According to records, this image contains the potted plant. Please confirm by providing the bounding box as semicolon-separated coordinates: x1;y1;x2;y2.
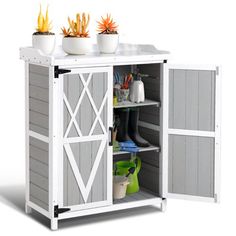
97;14;119;54
32;5;55;55
61;13;91;55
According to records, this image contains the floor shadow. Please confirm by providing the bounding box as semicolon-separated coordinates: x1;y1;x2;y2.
60;206;161;230
0;184;161;230
0;184;50;228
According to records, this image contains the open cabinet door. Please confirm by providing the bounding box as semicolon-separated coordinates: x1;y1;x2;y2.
161;64;221;202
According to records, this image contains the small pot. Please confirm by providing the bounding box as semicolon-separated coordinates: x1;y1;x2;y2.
97;34;119;54
62;37;91;55
32;34;56;55
113;176;129;200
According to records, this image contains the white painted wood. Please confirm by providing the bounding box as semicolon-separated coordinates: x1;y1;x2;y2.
106;67;113;205
25;62;30;210
114;99;160;109
214;66;222;202
58;72;64;207
160;198;167;212
63;73;92;138
25;204;32;214
48;66;59;220
29;130;49;143
58;197;163;220
79;73;106;134
166;64;217;71
168;129;215;137
20;45;170;67
50;218;58;231
160;63;169;197
27;200;51;218
166;193;215;202
64;135;106;143
63;94;82;137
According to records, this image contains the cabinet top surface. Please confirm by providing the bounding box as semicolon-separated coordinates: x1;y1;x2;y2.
20;44;169;66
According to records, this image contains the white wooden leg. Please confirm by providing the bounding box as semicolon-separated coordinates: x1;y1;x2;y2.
160;199;167;212
51;218;58;231
25;203;32;214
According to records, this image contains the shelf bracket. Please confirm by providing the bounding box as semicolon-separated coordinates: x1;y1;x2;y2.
54;205;70;218
54;66;71;78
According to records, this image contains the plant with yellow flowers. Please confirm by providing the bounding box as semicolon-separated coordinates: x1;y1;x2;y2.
61;13;90;37
34;5;54;35
97;14;118;34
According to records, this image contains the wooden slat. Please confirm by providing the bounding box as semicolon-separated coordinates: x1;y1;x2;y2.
30;170;48;191
29;123;48;136
29;72;49;89
29;98;49;116
30;195;48;211
29;85;49;102
29;110;48;129
29;144;48;165
30;183;48;204
29;136;48;151
30;157;48;178
29;64;49;76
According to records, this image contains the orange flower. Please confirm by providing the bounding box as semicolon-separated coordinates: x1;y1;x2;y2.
97;14;118;34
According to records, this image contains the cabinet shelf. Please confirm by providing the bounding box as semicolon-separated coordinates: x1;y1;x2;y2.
114;99;160;109
113;145;160;155
113;188;158;205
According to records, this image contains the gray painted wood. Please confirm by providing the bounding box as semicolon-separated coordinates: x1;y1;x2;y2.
138;127;159;146
29;64;49;76
30;144;48;165
139;162;159;194
30;195;48;210
29;64;49;137
29;72;49;89
63;72;108;207
169;69;215;131
113;188;156;204
29;98;49;116
29;85;49;103
168;135;214;197
30;183;48;204
30;136;48;152
29;135;49;208
29;111;48;129
29;124;48;136
30;171;48;191
30;158;48;178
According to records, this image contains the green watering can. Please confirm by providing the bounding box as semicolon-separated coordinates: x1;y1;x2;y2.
114;156;141;194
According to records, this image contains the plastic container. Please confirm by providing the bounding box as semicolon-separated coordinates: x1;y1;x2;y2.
113;176;129;199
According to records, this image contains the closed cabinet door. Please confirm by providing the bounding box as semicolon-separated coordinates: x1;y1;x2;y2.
58;66;113;212
161;64;221;202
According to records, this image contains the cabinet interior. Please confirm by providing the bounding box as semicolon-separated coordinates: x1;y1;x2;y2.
113;63;161;202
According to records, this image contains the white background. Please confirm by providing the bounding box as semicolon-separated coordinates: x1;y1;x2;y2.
0;0;235;234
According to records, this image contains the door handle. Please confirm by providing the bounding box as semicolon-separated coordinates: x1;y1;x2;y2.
109;127;113;146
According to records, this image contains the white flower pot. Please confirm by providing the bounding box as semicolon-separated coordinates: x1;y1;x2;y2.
32;34;56;55
97;34;119;54
62;37;91;55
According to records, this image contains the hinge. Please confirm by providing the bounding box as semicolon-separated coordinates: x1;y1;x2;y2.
163;60;168;63
54;66;71;78
54;205;70;218
216;66;219;76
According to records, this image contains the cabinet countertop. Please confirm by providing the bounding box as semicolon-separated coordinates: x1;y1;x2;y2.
20;44;170;66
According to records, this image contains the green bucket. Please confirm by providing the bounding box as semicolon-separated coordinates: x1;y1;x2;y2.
114;156;141;194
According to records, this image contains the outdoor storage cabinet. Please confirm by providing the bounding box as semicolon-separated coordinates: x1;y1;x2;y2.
20;44;221;230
